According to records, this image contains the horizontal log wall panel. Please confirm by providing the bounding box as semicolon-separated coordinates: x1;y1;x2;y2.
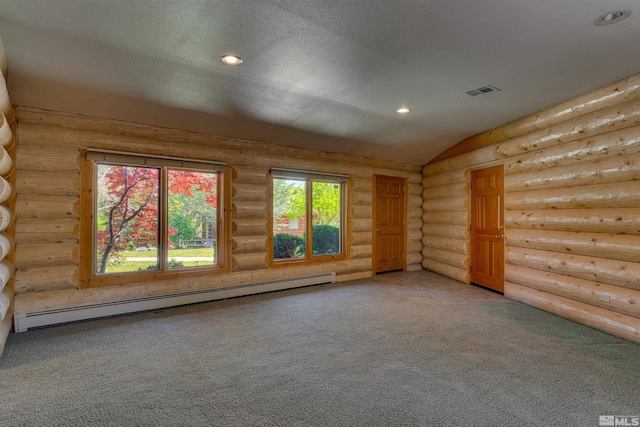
422;258;470;284
504;152;640;193
350;244;372;260
15;170;81;196
407;217;423;232
423;196;468;212
15;266;79;294
407;183;422;196
407;194;422;207
231;183;267;202
231;218;267;237
349;218;371;233
505;282;640;344
422;224;469;240
506;228;640;263
422;235;468;254
423;146;495;176
422;182;468;200
506;265;640;319
431;75;640;163
407;206;422;221
231;236;267;254
350;204;371;219
506;247;640;290
0;305;12;355
504;125;640;175
15;218;79;244
0;287;12;320
505;208;640;234
15;195;79;219
407;239;422;254
407;227;422;243
423;247;469;269
422;210;467;226
231;252;267;272
407;253;422;266
231;166;267;185
0;204;12;231
16;144;80;172
348;177;373;192
495;98;640;159
422;167;469;186
349;231;372;246
231;200;268;220
350;190;372;206
15;242;78;270
505;181;640;210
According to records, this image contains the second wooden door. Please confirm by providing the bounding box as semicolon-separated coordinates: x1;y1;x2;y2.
374;175;406;273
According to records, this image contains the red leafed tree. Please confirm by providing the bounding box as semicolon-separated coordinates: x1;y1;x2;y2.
96;166;218;273
96;165;159;273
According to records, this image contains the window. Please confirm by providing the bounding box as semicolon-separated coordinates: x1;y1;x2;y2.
84;150;225;286
271;169;347;264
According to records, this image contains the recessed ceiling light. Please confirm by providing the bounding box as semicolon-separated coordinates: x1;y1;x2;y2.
594;10;631;26
221;55;243;65
397;108;411;114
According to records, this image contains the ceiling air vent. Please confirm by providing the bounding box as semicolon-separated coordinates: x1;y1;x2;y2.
466;85;501;97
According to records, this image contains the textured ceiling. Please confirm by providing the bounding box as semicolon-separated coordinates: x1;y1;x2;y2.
1;0;639;164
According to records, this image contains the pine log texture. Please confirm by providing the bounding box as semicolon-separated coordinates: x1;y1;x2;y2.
350;244;372;260
422;235;469;254
15;242;78;270
0;176;12;204
0;285;12;320
407;239;422;254
422;210;467;226
504;125;640;175
231;218;267;237
0;232;12;259
505;282;640;344
505;208;640;234
0;259;11;291
495;98;640;159
0;113;14;148
349;218;372;233
0;74;14;124
504;152;640;193
15;195;80;219
506;265;640;319
231;253;267;272
422;258;470;284
407;253;422;266
16;145;80;172
231;183;267;202
506;247;640;290
407;194;422;207
422;182;468;200
0;145;13;177
16;169;81;196
350;190;372;206
422;224;469;240
15;218;79;244
348;177;373;192
423;196;468;212
15;265;78;294
349;231;373;246
407;218;423;233
407;205;422;219
423;247;469;269
506;228;640;263
422;168;468;187
423;146;495;176
505;181;640;210
431;75;640;163
350;204;371;219
0;304;12;356
231;235;267;254
231;200;268;220
231;165;267;185
0;204;11;232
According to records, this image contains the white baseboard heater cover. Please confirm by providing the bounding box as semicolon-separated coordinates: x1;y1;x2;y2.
14;273;336;332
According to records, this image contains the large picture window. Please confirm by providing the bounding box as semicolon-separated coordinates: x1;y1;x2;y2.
85;151;225;285
271;169;347;264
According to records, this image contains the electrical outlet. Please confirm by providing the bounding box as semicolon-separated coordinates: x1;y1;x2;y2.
599;294;610;303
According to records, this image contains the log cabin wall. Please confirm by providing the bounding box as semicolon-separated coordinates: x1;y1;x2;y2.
12;107;422;318
422;72;640;343
0;33;16;356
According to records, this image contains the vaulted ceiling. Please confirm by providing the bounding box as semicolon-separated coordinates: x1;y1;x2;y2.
1;1;639;164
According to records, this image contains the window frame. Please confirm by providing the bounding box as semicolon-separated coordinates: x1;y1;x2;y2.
80;150;227;288
268;169;349;267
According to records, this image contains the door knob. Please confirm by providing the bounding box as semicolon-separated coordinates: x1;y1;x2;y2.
496;234;504;239
376;228;380;232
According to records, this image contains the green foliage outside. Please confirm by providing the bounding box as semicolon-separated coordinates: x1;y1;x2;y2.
168;191;216;248
312;225;340;255
273;234;305;259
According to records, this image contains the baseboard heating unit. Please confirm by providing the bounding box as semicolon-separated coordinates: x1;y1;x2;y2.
14;272;336;332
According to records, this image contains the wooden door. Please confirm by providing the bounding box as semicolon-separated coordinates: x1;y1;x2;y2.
470;165;504;292
373;175;406;273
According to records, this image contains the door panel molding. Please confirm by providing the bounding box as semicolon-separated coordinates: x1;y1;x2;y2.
373;175;407;273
